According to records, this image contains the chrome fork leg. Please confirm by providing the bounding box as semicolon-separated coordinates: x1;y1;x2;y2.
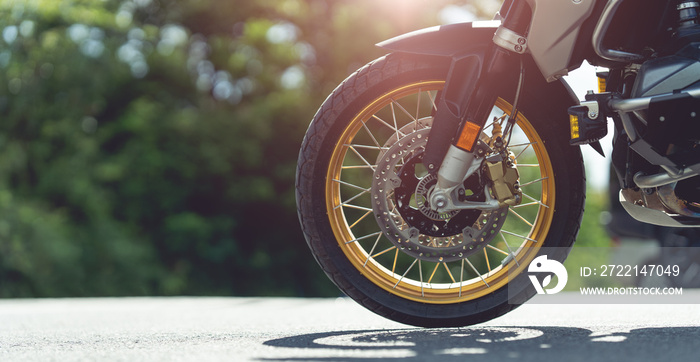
430;145;492;212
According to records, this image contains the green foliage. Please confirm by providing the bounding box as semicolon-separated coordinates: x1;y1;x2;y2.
0;0;470;297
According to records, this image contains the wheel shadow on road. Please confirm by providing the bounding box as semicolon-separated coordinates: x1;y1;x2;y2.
260;326;699;361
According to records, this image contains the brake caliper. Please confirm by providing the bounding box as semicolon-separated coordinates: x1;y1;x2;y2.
483;122;522;206
484;153;522;206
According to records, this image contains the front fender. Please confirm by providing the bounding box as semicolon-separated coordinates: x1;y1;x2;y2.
376;21;579;108
376;20;502;57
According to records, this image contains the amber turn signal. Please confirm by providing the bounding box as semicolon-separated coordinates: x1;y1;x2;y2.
455;121;482;152
569;114;580;139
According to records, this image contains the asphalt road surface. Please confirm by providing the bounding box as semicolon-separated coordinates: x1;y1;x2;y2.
1;293;699;361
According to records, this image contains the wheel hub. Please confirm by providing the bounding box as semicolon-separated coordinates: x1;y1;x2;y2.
394;153;480;237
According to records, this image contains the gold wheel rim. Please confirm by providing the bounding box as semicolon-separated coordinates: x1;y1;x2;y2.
325;80;555;304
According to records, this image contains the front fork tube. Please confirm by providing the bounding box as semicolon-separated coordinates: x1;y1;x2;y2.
426;46;518;211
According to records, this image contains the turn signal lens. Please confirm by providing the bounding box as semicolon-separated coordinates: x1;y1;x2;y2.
455;121;482;151
597;78;607;93
596;71;608;93
570;114;580;139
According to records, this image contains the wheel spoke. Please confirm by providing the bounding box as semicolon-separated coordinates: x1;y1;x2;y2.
415;88;421;129
394;258;417;288
443;262;456;284
344;231;383;244
392;248;399;275
340;204;373;212
347;146;377;172
514;143;535;160
391;98;418;123
508;208;534;227
371;245;397;259
427;90;438;111
335;188;371;210
499;231;520;266
509;141;536;148
501;229;538;243
484;248;492;274
419;260;424;297
343;144;388;150
341;165;376;170
349;210;373;229
360;119;382;148
332;178;368;192
390;102;401;143
364;232;384;266
459;259;465;297
465;257;490;287
519;176;548;188
487;244;510;257
371;114;405;137
428;262;440;284
522;191;550;208
511;201;541;208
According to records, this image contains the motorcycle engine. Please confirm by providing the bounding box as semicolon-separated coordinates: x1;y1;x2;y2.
612;2;700;224
631;39;700;215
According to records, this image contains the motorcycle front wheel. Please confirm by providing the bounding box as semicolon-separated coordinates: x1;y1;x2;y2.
296;53;585;327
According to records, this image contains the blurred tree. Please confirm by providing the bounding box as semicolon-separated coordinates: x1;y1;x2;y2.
0;0;475;297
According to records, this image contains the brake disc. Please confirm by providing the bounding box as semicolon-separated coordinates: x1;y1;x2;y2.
372;128;508;262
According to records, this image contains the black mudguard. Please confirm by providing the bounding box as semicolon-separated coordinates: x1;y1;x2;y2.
377;21;501;57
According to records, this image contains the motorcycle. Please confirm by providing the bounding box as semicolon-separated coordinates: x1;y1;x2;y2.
295;0;700;327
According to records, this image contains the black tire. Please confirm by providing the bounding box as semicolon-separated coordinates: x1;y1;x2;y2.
296;53;585;327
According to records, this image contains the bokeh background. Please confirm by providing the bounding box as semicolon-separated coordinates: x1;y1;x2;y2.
0;0;612;298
